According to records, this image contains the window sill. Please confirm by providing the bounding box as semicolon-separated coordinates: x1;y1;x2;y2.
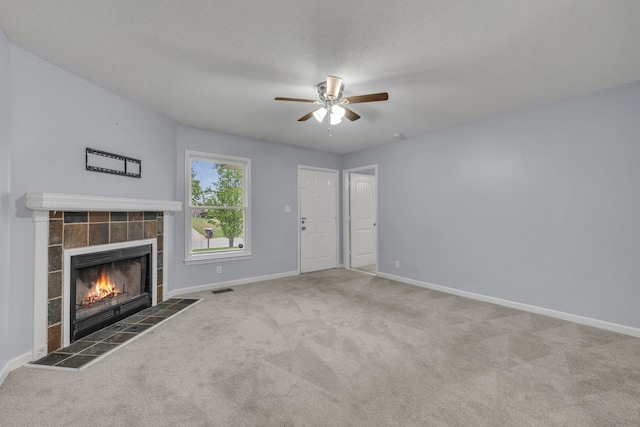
184;253;252;265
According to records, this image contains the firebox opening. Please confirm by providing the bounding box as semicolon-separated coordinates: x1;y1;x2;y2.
70;244;152;343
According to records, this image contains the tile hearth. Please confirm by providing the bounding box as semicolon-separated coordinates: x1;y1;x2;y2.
30;298;200;370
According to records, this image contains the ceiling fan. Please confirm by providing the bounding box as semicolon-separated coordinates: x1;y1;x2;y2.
275;75;388;125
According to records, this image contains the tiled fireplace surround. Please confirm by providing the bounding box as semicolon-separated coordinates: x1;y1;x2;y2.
26;193;182;360
48;210;162;353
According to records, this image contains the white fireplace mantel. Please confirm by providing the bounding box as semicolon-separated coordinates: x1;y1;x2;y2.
26;192;182;212
26;192;182;361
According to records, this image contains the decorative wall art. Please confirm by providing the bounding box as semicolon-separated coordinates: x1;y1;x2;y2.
86;148;141;178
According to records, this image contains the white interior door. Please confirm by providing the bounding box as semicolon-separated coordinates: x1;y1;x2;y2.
349;173;376;268
299;167;338;273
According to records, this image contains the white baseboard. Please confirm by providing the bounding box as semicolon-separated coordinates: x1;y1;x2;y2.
0;351;33;386
167;270;299;297
377;272;640;339
0;361;9;386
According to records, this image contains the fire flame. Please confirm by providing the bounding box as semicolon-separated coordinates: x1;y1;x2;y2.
92;270;116;300
96;271;115;297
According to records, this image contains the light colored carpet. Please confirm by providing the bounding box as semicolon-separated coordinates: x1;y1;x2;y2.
1;269;639;426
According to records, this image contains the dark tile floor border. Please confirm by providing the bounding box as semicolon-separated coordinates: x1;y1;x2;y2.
28;298;201;371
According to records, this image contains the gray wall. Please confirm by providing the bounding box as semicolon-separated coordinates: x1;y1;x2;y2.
173;126;342;291
0;27;11;375
343;80;640;328
6;46;177;361
3;25;639;379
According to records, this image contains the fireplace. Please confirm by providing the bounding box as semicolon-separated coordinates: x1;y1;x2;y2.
69;243;152;342
62;238;158;348
26;192;181;360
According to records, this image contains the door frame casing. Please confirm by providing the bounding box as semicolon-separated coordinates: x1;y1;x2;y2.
298;165;340;274
343;164;378;273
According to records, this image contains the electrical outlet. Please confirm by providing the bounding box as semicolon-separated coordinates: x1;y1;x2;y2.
395;260;400;268
216;266;222;274
35;346;46;358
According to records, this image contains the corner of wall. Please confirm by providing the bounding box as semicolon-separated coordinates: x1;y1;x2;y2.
0;351;33;386
0;19;13;385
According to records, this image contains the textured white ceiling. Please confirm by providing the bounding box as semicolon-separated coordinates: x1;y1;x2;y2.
1;1;639;153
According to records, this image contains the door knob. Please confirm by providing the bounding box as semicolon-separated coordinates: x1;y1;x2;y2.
301;226;306;230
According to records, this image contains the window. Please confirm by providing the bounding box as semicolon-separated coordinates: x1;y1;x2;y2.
185;150;250;264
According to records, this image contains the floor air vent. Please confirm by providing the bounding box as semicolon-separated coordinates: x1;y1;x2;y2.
212;288;233;294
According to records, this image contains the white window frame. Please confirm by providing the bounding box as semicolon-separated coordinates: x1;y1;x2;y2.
184;150;251;265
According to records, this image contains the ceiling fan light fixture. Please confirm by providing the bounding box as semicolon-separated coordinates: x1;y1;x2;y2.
326;75;343;100
330;114;342;125
313;108;327;122
331;105;345;120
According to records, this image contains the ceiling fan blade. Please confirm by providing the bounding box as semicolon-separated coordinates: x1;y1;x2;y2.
343;92;389;104
275;97;318;103
342;106;361;121
326;75;343;100
298;108;321;121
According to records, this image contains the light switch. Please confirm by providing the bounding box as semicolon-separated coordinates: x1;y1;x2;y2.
284;205;291;213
